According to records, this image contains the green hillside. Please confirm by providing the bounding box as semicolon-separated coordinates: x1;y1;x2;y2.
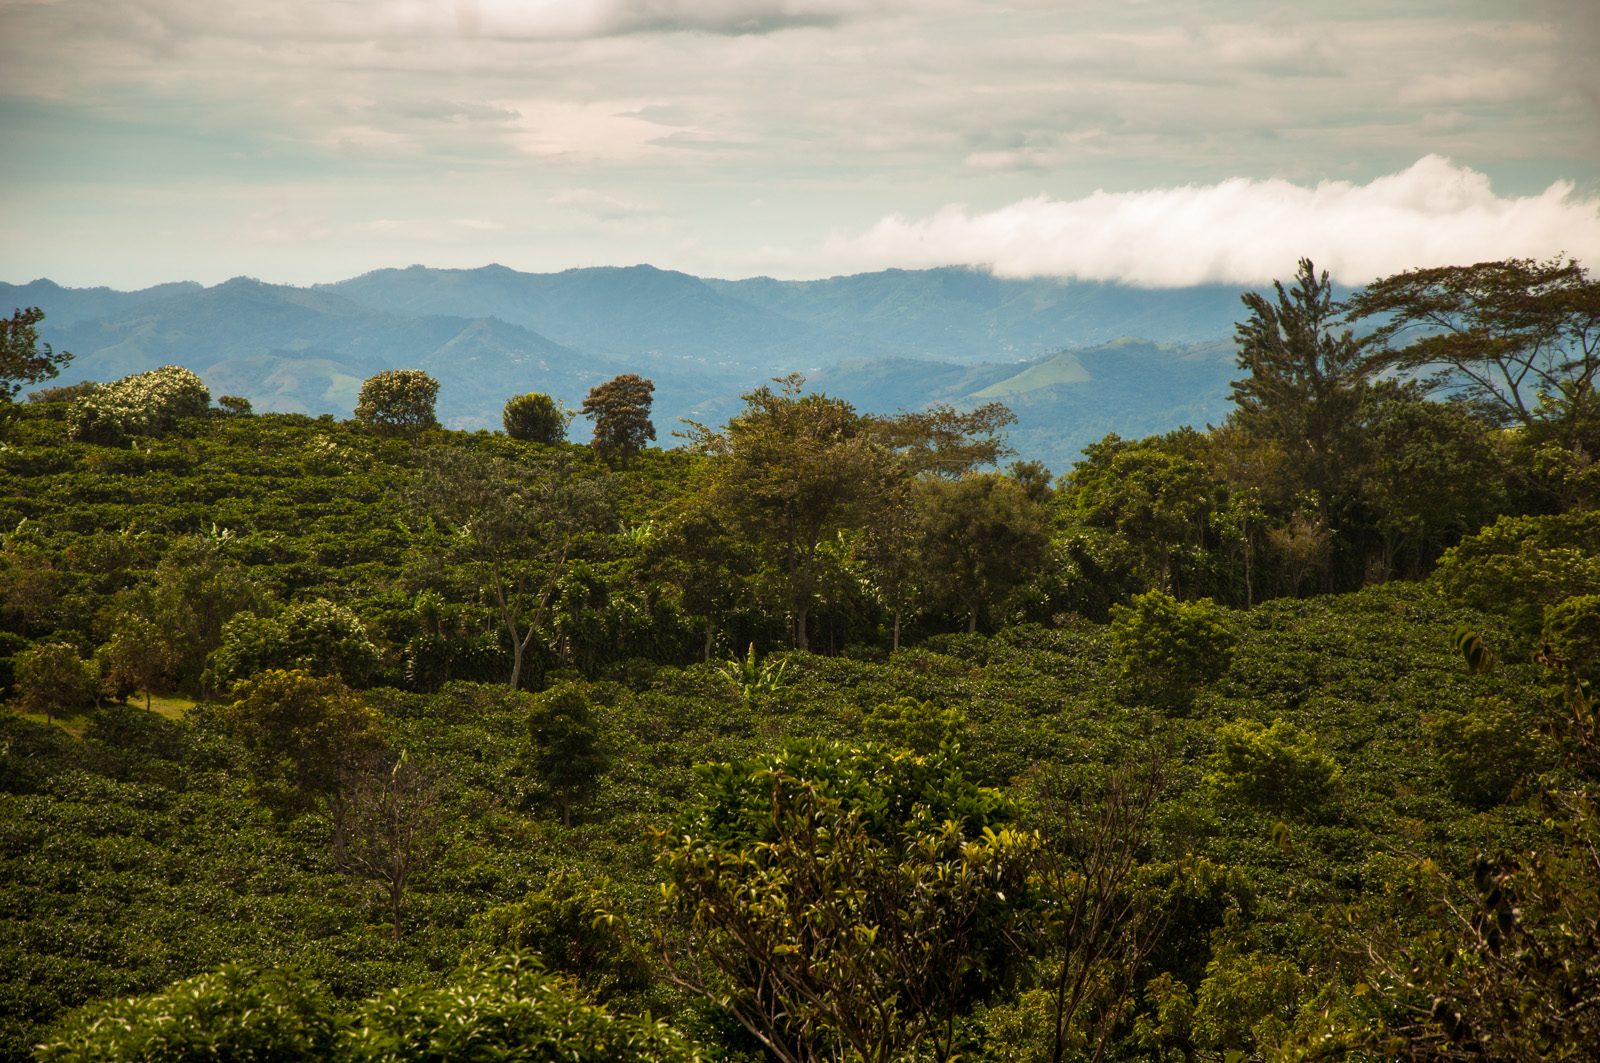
972;350;1092;397
4;258;1597;1063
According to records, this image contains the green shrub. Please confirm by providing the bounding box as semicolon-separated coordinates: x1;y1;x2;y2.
1431;697;1536;809
207;599;383;690
472;871;649;1002
1205;718;1340;817
1542;594;1600;685
26;380;101;405
502;392;569;444
1110;590;1237;709
658;739;1035;1063
1434;511;1600;645
860;696;966;754
66;367;210;445
345;956;697;1063
36;966;338;1063
353;370;439;434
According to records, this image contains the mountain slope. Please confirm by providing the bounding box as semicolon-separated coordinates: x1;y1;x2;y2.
12;267;1248;463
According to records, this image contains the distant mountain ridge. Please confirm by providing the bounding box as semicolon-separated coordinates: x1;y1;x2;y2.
2;264;1251;469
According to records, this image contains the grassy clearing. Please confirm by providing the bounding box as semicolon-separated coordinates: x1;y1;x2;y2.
142;692;198;721
6;692;197;736
9;707;94;737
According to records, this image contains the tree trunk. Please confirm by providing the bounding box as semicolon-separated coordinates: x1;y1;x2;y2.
795;603;809;652
892;609;901;652
1318;488;1335;594
508;637;523;691
967;604;978;634
703;615;715;662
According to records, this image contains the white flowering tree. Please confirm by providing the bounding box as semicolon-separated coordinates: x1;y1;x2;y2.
66;366;210;445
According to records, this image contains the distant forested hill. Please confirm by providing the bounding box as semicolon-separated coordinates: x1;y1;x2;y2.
3;265;1249;465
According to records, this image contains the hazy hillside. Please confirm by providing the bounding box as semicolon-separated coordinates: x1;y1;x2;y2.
0;278;202;327
704;267;1250;362
811;337;1238;472
8;265;1249;462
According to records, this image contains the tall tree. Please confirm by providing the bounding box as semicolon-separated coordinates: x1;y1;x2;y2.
1362;394;1506;579
523;684;610;828
1346;257;1600;445
1070;443;1215;596
640;501;754;661
139;535;263;694
411;448;611;690
1;307;72;404
1229;258;1370;588
870;401;1017;478
914;472;1052;633
582;374;656;466
683;375;892;652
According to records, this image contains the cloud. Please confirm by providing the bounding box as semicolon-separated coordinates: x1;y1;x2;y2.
548;188;657;219
12;0;904;45
501;100;690;160
825;156;1600;287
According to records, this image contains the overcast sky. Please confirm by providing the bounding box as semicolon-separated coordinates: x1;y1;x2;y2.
2;0;1597;289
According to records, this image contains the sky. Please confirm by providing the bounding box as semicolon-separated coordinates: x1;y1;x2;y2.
1;0;1598;290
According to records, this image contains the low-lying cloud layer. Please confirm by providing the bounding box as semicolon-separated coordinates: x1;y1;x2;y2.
828;157;1600;287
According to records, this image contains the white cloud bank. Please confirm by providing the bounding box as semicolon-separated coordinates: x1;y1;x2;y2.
827;156;1600;287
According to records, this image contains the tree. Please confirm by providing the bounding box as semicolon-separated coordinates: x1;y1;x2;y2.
1230;259;1370;588
656;738;1038;1063
640;502;755;661
15;642;97;722
1346;257;1600;446
1;307;72;403
0;545;61;636
914;472;1052;633
1070;442;1215;595
138;535;262;694
870;401;1017;477
684;375;893;651
222;669;384;852
581;373;655;465
503;391;571;444
353;369;439;434
1362;394;1506;579
522;683;609;828
341;748;443;942
1025;758;1189;1063
97;616;174;710
411;448;612;689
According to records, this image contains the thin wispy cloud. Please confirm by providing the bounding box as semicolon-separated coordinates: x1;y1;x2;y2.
827;157;1600;287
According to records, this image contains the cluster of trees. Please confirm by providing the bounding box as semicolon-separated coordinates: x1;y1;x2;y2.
2;253;1599;1063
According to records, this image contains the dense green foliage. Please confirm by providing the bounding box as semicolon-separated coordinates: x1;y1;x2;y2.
4;256;1599;1063
354;371;440;435
502;393;569;445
